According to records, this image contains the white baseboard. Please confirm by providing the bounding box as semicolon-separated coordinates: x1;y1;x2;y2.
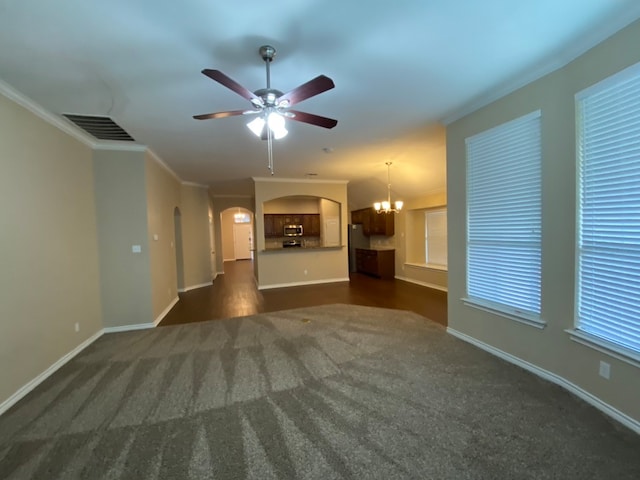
154;296;179;326
258;277;350;290
395;275;448;292
178;282;213;293
0;329;104;417
447;327;640;435
103;322;156;333
103;296;179;333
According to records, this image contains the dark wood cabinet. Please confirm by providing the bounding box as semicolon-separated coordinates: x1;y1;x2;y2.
351;208;394;236
264;214;286;237
302;214;321;236
264;214;276;237
264;213;320;237
282;214;302;225
355;248;395;279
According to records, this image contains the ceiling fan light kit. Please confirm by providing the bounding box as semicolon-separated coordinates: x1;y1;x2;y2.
374;162;403;214
194;45;337;175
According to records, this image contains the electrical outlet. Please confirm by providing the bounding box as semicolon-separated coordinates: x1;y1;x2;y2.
599;361;610;379
304;269;308;275
74;322;80;333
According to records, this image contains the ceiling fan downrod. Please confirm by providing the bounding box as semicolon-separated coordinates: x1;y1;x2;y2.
259;45;276;90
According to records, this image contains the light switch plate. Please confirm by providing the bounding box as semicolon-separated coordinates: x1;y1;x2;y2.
132;245;142;253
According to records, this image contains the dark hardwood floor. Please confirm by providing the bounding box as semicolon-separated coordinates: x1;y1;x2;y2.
160;260;448;327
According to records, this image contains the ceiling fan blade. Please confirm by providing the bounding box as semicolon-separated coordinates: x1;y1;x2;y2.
288;110;338;129
277;75;335;107
202;69;262;105
193;109;257;120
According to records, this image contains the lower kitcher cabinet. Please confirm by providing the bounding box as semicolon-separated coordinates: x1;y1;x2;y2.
355;248;395;279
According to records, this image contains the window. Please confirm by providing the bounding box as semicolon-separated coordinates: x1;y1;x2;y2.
575;62;640;357
465;111;542;325
425;209;447;268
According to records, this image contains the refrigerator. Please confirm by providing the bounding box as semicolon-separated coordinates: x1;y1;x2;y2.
348;224;369;272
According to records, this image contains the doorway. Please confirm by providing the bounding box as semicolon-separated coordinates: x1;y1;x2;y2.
220;207;254;263
233;223;253;260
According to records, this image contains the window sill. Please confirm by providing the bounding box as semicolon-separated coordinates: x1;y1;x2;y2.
461;297;546;329
404;262;447;272
565;329;640;369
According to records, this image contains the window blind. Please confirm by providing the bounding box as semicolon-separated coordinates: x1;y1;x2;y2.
466;111;542;317
425;209;448;267
576;62;640;354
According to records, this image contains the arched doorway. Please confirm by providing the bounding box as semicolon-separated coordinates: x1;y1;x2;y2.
220;207;254;262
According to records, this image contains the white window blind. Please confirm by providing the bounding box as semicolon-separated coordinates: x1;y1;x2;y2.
465;111;542;319
425;209;447;267
576;62;640;355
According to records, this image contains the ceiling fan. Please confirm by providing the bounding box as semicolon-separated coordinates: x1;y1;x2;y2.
194;45;338;139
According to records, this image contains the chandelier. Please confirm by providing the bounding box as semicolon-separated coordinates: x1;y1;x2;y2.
374;162;403;214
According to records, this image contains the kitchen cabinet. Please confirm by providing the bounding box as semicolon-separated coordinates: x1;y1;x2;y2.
355;248;395;279
282;214;302;225
351;209;364;225
351;208;394;236
264;213;320;237
264;214;275;237
264;214;285;237
302;214;321;236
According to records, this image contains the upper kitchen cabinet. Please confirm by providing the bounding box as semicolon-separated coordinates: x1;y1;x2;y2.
351;207;394;236
263;195;341;246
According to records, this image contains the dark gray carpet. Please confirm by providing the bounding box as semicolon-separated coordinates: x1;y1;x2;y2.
0;304;638;479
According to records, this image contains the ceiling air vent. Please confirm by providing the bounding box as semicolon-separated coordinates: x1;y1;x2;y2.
62;114;135;141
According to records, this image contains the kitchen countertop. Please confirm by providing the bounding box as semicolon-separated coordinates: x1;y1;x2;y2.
263;245;345;252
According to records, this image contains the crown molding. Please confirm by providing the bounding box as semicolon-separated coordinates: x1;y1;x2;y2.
146;148;182;183
182;181;209;188
0;78;98;147
252;177;349;185
211;194;253;198
442;9;640;125
93;143;147;152
0;78;158;159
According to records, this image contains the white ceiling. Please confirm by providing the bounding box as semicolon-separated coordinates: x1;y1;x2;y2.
1;1;639;199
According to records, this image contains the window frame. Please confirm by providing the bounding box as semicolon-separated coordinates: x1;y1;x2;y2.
463;110;544;328
568;61;640;365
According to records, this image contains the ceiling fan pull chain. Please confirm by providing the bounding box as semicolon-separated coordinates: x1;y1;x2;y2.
267;128;274;175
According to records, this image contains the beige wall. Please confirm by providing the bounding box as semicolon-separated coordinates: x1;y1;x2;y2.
0;93;102;408
447;19;640;424
93;149;153;328
264;196;320;213
180;184;213;289
145;152;181;322
254;178;349;288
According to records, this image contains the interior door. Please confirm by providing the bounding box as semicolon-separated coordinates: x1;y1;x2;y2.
233;223;252;260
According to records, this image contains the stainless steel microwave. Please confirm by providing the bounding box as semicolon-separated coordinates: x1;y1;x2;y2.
284;224;303;236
